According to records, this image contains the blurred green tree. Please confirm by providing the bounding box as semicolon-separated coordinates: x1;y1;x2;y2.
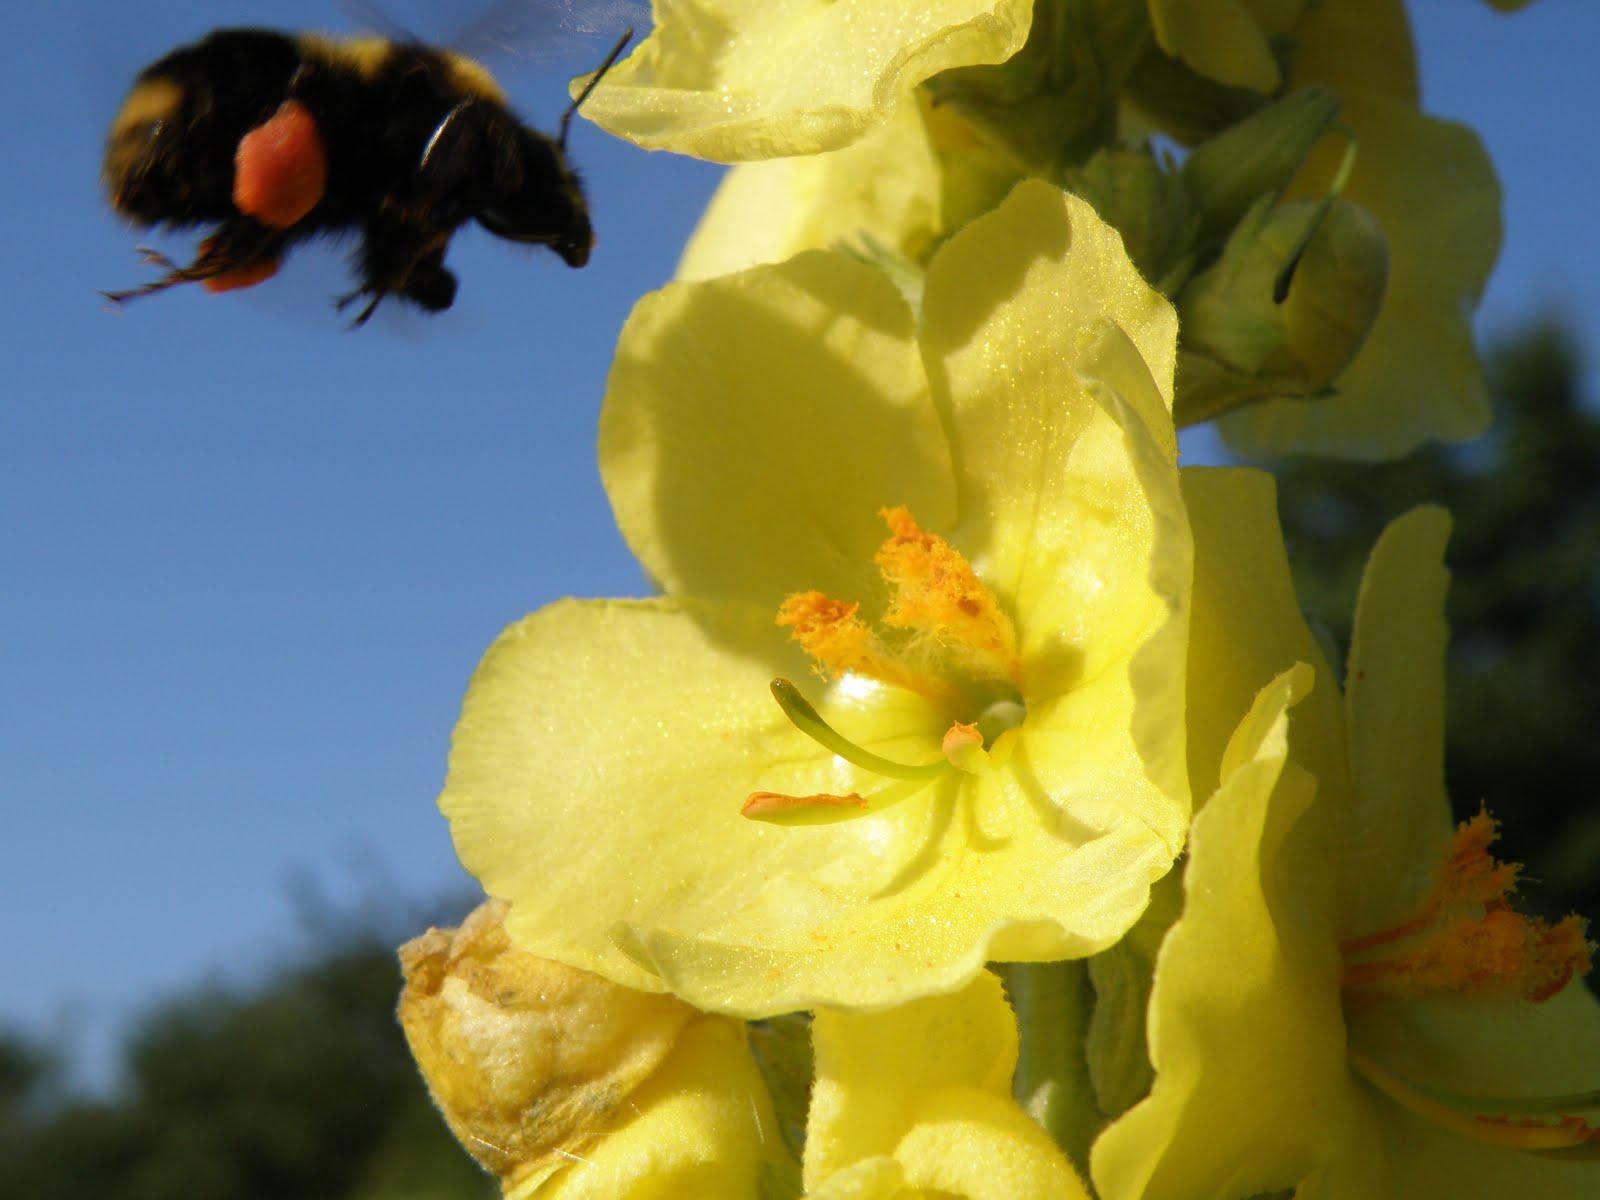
0;919;492;1200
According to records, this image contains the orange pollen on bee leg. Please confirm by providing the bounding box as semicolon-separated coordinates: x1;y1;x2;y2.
1341;808;1595;1003
233;100;328;229
200;253;281;294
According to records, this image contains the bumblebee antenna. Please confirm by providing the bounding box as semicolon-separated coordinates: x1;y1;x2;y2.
558;28;632;151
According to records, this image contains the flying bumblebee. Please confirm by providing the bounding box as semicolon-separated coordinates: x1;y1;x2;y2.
102;26;630;325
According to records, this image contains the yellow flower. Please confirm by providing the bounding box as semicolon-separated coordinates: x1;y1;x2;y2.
1090;470;1600;1199
397;900;785;1199
439;181;1190;1016
803;971;1091;1198
578;0;1034;160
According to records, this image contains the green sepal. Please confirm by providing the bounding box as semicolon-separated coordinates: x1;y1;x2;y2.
1174;194;1387;425
1182;86;1344;251
749;1013;812;1199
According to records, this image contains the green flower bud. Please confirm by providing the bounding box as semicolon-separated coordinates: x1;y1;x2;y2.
922;0;1151;173
1175;194;1388;425
1122;45;1266;147
1182;86;1344;247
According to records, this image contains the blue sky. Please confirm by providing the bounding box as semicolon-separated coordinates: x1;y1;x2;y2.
3;1;1596;1087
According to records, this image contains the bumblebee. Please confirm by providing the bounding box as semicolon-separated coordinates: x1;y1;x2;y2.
102;27;628;324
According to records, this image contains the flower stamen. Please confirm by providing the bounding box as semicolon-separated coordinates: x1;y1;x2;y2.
767;679;950;782
1348;1048;1600;1156
749;508;1030;822
1340;809;1594;1003
1342;808;1600;1157
777;591;933;696
875;506;1022;688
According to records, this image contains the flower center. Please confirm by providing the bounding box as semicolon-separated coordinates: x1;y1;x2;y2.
742;507;1027;822
1342;809;1600;1153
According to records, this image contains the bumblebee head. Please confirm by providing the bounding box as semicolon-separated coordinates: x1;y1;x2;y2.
475;126;594;268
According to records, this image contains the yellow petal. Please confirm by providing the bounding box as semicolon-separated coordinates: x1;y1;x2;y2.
600;248;956;607
1147;0;1307;93
921;183;1179;638
580;0;1034;160
442;596;836;997
676;97;942;280
892;1089;1094;1199
1281;0;1417;101
922;182;1189;839
537;1017;782;1199
1090;666;1361;1200
1348;983;1600;1197
806;972;1088;1197
1180;467;1346;807
1337;506;1455;936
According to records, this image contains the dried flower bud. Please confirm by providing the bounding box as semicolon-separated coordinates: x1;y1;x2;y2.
397;900;697;1196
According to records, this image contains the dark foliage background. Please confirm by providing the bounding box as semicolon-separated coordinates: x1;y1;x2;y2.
0;914;494;1200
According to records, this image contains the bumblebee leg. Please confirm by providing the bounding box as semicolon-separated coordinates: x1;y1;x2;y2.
133;245;182;272
334;251;456;328
104;219;285;305
334;287;384;328
336;222;457;327
399;246;457;313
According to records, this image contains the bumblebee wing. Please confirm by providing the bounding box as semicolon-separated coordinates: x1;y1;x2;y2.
340;0;648;63
459;0;648;61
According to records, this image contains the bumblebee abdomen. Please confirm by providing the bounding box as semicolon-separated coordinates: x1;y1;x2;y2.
105;29;303;225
